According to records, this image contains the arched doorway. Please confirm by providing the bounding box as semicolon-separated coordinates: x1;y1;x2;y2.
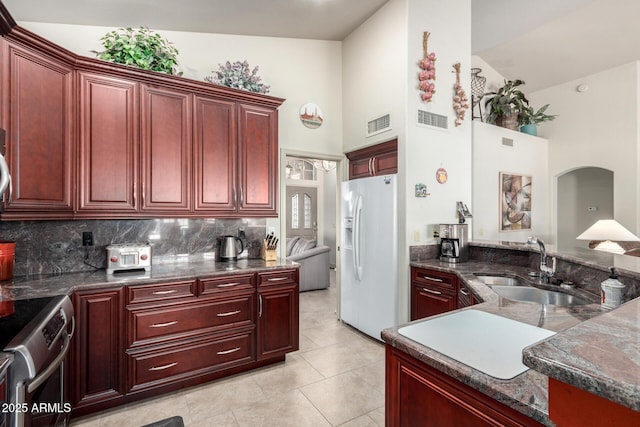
556;167;613;250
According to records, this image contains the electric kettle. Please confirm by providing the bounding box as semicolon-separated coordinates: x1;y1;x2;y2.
217;235;244;261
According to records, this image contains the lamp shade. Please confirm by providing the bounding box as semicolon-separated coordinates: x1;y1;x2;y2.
576;220;640;242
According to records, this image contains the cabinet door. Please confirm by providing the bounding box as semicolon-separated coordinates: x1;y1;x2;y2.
349;157;373;179
411;284;457;320
1;40;74;217
78;72;138;213
140;85;192;212
346;138;397;180
193;95;237;212
237;104;278;216
371;150;397;176
258;281;299;359
70;288;125;415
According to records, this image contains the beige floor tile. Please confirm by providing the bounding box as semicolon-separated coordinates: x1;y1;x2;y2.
366;407;385;426
300;370;385;426
232;389;331;427
188;411;239;427
97;393;192;427
300;338;382;378
337;414;381;427
251;356;325;394
301;320;360;349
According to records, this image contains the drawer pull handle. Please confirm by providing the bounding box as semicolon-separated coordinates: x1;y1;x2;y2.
422;276;443;282
422;288;442;295
217;310;241;317
152;290;178;295
267;277;288;282
149;321;178;328
149;362;177;371
460;288;470;296
217;347;241;355
217;282;241;288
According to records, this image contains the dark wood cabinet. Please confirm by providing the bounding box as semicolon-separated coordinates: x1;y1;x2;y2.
345;138;397;180
411;267;458;320
70;288;125;416
257;269;299;359
386;346;544;426
458;282;477;308
0;25;284;220
140;84;192;212
70;268;298;418
77;72;139;214
0;36;75;219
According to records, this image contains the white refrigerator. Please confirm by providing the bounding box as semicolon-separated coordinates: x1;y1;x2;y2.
340;174;398;341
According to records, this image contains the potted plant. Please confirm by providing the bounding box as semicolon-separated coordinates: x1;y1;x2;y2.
518;104;556;136
92;27;181;75
483;79;529;130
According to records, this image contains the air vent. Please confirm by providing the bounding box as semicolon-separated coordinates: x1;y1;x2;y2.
502;137;514;147
417;109;448;129
366;113;391;137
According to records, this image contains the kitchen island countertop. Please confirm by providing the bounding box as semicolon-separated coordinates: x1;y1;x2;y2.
383;255;638;425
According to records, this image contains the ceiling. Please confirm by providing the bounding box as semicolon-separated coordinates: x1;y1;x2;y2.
3;0;637;92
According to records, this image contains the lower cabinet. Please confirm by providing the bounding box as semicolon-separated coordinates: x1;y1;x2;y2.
70;268;299;419
70;288;126;415
411;266;477;320
386;346;543;427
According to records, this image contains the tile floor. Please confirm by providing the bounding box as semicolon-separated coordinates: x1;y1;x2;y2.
71;270;386;426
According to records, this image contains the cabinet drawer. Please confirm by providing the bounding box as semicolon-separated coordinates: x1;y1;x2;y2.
128;331;255;390
127;281;197;305
128;295;255;347
258;269;298;286
411;268;457;292
199;274;255;296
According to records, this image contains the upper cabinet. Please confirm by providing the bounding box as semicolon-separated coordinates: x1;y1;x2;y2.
0;36;75;219
345;138;397;180
0;25;284;220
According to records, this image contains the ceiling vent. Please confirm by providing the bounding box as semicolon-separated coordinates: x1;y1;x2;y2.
366;113;391;137
417;109;448;130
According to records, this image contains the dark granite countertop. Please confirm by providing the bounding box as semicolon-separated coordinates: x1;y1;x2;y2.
0;256;298;301
384;254;639;425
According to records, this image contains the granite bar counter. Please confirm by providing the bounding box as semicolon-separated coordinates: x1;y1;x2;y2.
383;241;639;425
0;256;298;301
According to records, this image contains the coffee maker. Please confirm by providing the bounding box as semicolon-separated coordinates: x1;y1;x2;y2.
439;223;469;263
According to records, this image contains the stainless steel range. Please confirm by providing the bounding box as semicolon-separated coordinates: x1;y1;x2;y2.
1;295;74;427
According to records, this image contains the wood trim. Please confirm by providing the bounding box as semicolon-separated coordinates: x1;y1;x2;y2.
345;138;397;161
0;1;16;36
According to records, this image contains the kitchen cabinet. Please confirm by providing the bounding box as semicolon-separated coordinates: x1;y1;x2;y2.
345;138;397;180
386;346;544;426
70;268;298;419
0;34;75;220
70;288;125;417
77;72;139;214
411;267;458;320
257;269;300;359
0;25;284;220
458;281;477;308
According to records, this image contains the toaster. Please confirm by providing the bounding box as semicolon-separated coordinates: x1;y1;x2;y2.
106;243;151;274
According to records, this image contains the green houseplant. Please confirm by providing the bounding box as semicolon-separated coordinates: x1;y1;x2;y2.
92;27;181;75
518;104;556;136
483;79;529;130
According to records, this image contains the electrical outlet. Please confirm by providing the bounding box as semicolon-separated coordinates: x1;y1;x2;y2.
82;231;94;246
238;229;246;239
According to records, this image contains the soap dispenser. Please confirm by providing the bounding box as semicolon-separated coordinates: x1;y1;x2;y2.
601;267;625;309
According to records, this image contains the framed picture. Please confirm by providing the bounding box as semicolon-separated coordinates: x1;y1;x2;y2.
499;172;532;231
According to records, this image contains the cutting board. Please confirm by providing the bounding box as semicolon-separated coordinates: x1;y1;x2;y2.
398;309;555;380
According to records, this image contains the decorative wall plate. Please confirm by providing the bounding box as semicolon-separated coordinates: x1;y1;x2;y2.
436;168;448;184
299;103;323;129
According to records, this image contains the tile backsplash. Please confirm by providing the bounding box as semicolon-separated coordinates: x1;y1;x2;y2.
0;218;266;276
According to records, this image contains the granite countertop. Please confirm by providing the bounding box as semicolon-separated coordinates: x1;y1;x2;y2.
0;257;298;301
383;256;637;425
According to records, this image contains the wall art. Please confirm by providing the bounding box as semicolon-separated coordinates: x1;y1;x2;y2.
419;31;436;102
299;103;324;129
499;172;532;231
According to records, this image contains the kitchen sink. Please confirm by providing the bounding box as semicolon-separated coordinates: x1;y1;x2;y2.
490;285;591;306
474;274;592;306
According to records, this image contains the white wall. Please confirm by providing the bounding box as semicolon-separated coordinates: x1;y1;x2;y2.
530;62;640;236
472;122;550;242
19;21;344;157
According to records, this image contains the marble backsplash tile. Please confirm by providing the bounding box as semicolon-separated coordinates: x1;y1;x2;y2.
0;218;266;276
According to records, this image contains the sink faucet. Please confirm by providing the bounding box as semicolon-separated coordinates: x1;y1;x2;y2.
527;237;556;283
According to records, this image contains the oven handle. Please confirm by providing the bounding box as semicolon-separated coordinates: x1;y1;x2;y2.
27;316;75;394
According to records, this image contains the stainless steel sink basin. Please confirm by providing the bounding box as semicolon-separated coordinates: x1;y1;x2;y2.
475;275;521;286
489;285;591;306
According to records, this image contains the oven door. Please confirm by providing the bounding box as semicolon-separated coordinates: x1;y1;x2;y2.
15;319;74;427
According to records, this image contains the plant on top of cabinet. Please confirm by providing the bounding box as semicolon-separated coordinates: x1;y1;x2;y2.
92;27;181;75
518;103;556;136
483;79;529;130
205;60;270;94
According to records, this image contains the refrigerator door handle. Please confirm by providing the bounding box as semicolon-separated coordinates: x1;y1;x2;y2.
353;194;364;280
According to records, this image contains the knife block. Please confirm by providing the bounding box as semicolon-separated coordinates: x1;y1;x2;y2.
260;240;277;261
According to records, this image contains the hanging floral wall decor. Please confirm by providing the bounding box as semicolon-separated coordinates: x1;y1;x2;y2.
452;62;469;126
419;31;436;102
